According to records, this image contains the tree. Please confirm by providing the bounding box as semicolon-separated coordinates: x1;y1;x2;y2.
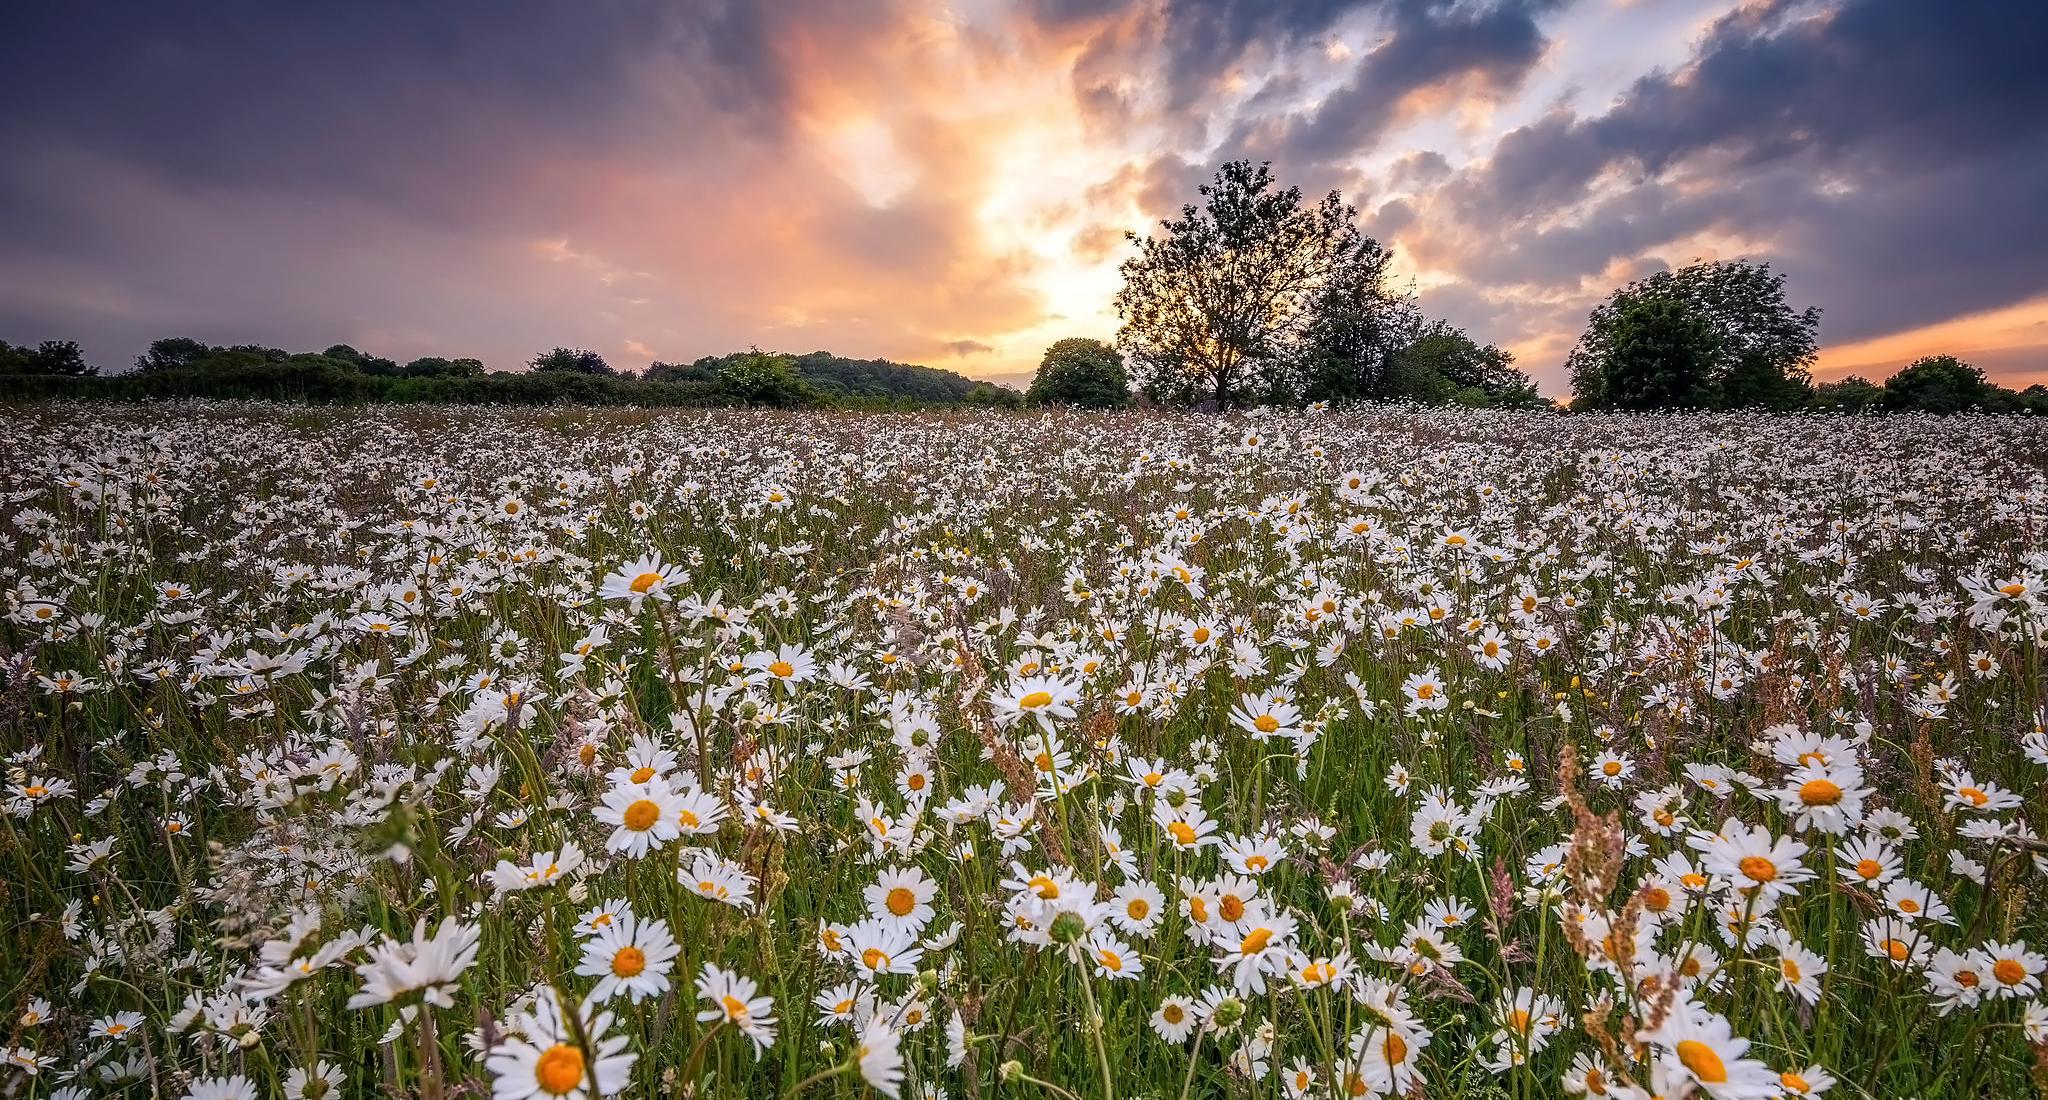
402;356;485;378
715;350;821;407
1025;338;1130;408
1880;355;1992;413
1590;297;1716;411
1379;322;1538;407
1114;160;1402;408
0;339;96;376
962;382;1024;409
1568;259;1819;410
1813;375;1883;412
136;336;213;373
530;347;614;376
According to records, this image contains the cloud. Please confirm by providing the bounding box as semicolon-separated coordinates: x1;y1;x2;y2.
1383;0;2048;387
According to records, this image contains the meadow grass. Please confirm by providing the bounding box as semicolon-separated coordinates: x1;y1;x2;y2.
2;401;2046;1100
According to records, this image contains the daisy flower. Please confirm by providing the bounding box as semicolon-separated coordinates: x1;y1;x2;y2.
485;987;635;1100
591;781;682;858
855;1018;904;1100
576;911;681;1004
598;553;686;608
695;964;778;1057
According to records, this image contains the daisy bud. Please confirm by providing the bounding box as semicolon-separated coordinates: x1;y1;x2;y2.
999;1061;1024;1082
1049;911;1087;944
1210;997;1245;1029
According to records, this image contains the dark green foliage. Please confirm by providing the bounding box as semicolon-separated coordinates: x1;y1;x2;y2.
399;356;485;379
962;382;1024;408
1378;322;1540;408
787;351;981;402
1569;260;1819;410
1025;338;1130;408
1880;355;1993;413
712;350;825;408
1597;298;1716;411
643;360;719;385
530;347;615;375
0;339;98;376
1812;375;1884;412
135;336;212;373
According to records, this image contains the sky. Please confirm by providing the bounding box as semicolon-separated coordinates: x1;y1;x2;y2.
2;0;2044;395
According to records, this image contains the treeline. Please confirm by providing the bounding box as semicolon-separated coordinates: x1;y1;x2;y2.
0;339;1021;409
1562;260;2047;414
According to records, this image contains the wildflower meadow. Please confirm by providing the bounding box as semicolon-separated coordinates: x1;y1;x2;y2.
4;401;2047;1100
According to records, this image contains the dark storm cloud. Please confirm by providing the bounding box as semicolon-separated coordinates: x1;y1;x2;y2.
1423;0;2048;346
0;0;790;213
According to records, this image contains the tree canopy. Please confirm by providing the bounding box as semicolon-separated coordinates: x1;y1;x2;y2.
0;339;97;376
530;347;615;376
1114;160;1412;408
1026;338;1130;408
1568;259;1820;410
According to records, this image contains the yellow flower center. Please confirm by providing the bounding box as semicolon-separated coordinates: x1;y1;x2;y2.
1993;959;2027;984
722;995;749;1019
1799;779;1842;806
1162;1003;1185;1024
1239;927;1272;954
1126;898;1150;920
1602;761;1621;776
886;887;917;917
612;946;646;977
677;809;700;828
769;661;794;678
1383;1032;1407;1065
862;947;889;971
1675;1039;1727;1083
1415;684;1435;699
1018;690;1052;709
1781;1071;1810;1093
621;799;661;831
1782;958;1801;982
534;1044;585;1095
1253;714;1279;734
1168;822;1197;846
1219;895;1246;922
1897;898;1920;913
1028;875;1059;899
1097;949;1123;971
630;766;656;783
1882;939;1909;961
628;571;663;593
1738;856;1777;882
1959;786;1988;806
1244;855;1269;872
